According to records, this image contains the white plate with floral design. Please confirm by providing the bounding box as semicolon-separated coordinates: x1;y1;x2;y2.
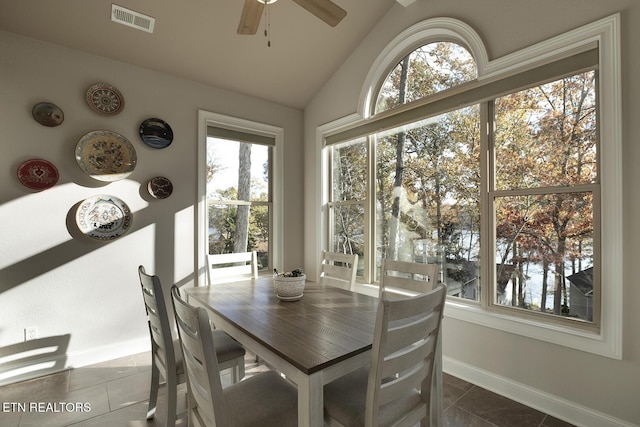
75;195;132;241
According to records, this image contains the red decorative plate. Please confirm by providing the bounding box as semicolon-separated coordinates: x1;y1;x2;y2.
17;159;59;191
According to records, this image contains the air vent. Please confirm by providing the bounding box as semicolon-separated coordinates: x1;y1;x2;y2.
111;4;155;33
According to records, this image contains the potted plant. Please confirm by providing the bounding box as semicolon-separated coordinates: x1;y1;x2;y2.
273;268;305;300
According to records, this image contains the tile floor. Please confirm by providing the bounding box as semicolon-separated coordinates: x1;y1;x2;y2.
0;351;576;427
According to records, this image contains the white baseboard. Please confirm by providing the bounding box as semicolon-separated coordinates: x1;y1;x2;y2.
65;337;151;369
0;337;150;387
443;356;635;427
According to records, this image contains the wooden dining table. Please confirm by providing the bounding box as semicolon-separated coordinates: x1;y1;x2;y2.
185;277;443;427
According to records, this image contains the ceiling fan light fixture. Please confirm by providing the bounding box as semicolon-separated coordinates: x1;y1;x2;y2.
238;0;346;37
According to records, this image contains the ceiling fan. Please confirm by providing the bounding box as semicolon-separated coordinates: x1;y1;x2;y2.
237;0;347;35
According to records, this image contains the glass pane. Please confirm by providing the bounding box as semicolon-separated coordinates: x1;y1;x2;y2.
332;138;367;201
376;42;477;114
375;107;481;300
494;192;594;321
208;203;234;254
250;205;270;272
207;203;271;272
331;204;365;276
495;71;597;190
206;138;270;201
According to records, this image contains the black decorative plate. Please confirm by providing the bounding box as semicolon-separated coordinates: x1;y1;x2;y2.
32;102;64;127
147;176;173;199
86;83;124;115
139;118;173;149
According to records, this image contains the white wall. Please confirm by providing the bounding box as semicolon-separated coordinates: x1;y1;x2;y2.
304;0;640;425
0;30;304;379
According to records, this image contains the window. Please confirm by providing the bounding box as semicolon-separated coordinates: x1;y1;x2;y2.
198;111;284;282
323;16;621;357
492;72;598;322
206;130;272;271
329;138;367;276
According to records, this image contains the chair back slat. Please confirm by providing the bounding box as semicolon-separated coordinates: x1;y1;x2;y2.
379;360;431;406
366;284;446;426
320;251;358;291
379;259;439;297
382;334;436;379
138;266;176;378
171;285;228;427
207;251;258;284
385;311;439;356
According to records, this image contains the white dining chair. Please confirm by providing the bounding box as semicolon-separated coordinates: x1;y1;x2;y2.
323;284;447;427
207;251;258;285
320;250;359;291
170;285;298;427
138;266;246;427
378;258;439;298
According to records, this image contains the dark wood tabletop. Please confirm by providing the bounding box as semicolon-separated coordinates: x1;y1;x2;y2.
185;278;379;375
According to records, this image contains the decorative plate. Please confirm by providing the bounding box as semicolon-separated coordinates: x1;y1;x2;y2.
32;102;64;127
147;176;173;199
75;130;137;181
75;195;132;241
139;118;173;149
86;83;124;115
17;159;59;191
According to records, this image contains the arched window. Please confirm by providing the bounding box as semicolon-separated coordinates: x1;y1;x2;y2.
324;16;622;358
375;42;477;113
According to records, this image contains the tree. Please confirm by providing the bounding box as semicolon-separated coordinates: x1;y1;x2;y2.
234;142;251;254
494;71;596;315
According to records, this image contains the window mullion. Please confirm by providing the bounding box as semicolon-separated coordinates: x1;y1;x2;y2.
366;134;376;284
481;100;493;310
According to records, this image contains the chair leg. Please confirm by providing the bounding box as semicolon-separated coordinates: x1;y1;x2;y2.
238;356;245;380
165;371;178;427
147;364;160;420
231;356;245;383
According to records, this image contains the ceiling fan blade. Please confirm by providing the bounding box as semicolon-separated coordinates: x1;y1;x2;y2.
292;0;347;27
237;0;264;35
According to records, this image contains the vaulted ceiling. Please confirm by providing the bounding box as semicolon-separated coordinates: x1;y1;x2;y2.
0;0;400;109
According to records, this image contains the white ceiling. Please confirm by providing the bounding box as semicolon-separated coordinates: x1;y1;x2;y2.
0;0;399;109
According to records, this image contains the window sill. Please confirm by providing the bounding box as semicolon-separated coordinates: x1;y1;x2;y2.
353;282;620;359
444;299;621;359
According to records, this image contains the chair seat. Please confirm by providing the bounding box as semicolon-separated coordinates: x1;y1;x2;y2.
225;371;298;427
324;368;423;427
211;330;246;362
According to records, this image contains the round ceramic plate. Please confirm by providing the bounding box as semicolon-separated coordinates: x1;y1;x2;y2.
17;159;59;191
147;176;173;199
75;130;137;181
32;102;64;127
86;83;124;115
75;195;132;241
139;118;173;149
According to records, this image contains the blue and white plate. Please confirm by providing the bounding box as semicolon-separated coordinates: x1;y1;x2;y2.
139;118;173;149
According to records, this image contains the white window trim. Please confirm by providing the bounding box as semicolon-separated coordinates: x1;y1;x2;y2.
197;110;284;287
322;15;622;359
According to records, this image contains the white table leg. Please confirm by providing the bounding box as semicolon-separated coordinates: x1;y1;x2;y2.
297;372;324;427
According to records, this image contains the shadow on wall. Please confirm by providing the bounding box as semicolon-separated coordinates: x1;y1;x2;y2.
0;334;71;386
